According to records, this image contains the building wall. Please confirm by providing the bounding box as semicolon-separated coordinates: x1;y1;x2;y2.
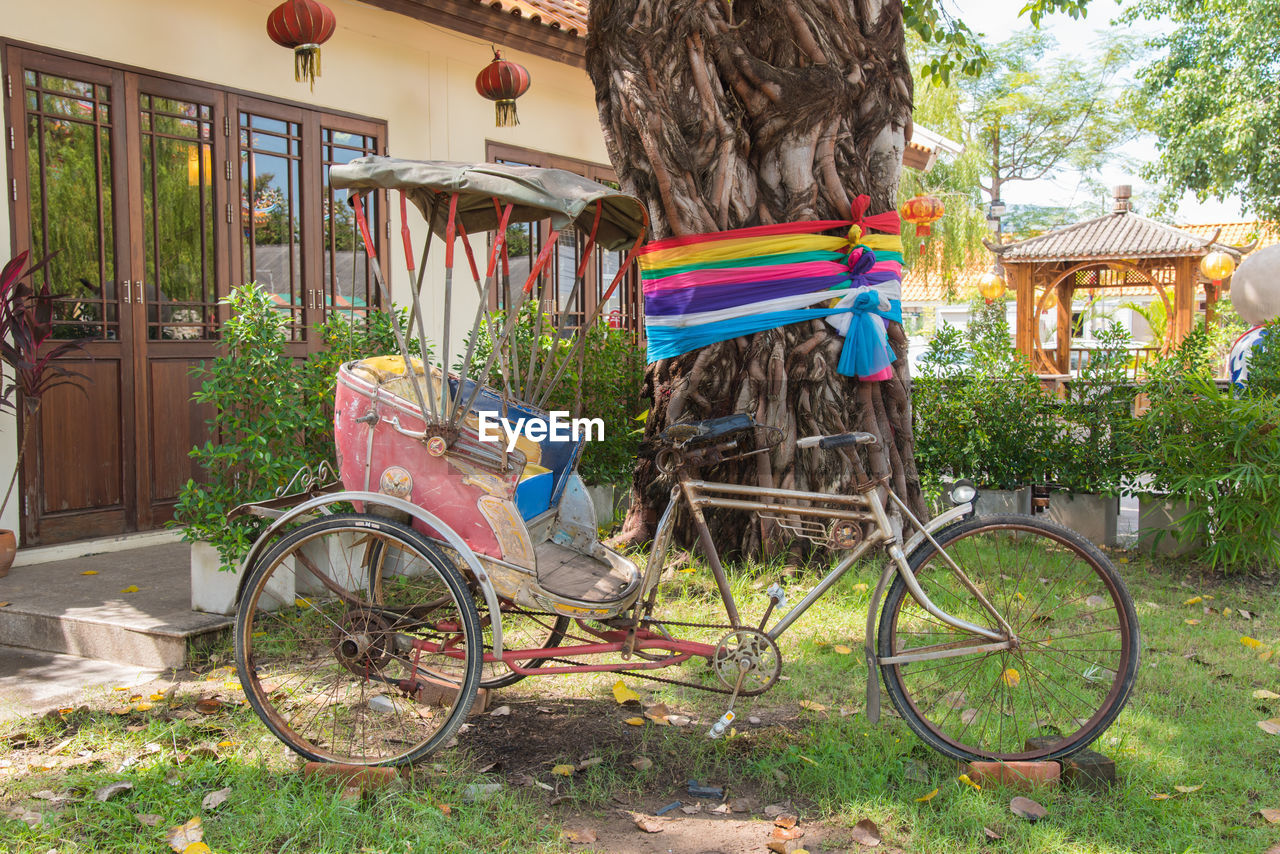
0;0;611;537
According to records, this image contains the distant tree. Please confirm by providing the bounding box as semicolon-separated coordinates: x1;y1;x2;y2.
959;30;1139;229
1126;0;1280;220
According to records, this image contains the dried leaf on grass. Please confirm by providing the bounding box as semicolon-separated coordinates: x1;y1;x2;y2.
1257;719;1280;735
611;680;641;705
1174;784;1203;794
551;764;575;777
136;813;163;827
915;788;939;803
201;787;231;810
623;717;645;726
1240;636;1267;650
643;703;670;724
1258;808;1280;824
984;826;1003;840
799;700;827;712
1253;689;1280;700
629;756;650;772
1151;793;1172;801
849;817;881;847
632;813;664;833
833;644;853;655
166;817;204;853
956;774;981;791
1010;796;1047;821
563;827;597;844
94;780;133;802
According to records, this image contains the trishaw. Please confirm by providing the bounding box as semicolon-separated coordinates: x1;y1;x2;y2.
232;157;1139;768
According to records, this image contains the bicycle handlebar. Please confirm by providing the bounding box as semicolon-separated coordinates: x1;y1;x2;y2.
797;431;879;450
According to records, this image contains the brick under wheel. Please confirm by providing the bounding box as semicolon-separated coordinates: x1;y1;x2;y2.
877;514;1140;762
235;514;482;766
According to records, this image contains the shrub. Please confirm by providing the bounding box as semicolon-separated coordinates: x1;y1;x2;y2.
1057;322;1137;494
1132;323;1280;571
173;285;417;570
912;312;1061;490
465;301;646;485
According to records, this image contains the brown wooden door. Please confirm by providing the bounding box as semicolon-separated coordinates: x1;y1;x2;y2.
8;49;137;543
128;75;230;528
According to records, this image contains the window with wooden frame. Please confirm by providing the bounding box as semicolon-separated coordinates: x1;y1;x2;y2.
484;142;643;337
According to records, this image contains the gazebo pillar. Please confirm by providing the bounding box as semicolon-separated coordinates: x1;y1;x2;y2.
1013;264;1034;360
1171;257;1196;342
1055;280;1073;374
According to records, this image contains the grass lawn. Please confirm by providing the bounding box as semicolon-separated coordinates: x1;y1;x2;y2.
0;551;1277;853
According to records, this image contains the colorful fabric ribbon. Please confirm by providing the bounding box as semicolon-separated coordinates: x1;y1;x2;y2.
640;201;903;381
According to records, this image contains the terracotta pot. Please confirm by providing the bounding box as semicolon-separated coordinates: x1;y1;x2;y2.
0;529;15;577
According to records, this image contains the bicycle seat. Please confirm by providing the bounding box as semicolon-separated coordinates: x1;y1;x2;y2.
659;413;756;446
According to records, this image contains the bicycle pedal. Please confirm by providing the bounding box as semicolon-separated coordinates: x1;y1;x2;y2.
707;709;736;739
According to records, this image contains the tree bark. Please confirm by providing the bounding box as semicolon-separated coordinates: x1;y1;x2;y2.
587;0;926;559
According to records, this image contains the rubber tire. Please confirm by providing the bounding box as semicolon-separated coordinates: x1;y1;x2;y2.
235;514;482;766
877;513;1140;762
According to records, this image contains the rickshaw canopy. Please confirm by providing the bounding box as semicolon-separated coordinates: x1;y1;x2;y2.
329;156;648;251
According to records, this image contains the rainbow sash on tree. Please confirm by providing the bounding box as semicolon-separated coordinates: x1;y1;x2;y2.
640;198;903;381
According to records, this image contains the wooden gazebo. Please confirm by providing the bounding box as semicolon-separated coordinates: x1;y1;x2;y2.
988;187;1254;375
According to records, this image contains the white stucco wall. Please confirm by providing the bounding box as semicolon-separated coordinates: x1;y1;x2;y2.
0;0;611;538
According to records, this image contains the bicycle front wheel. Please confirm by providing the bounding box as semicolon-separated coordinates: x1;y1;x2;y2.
235;514;482;766
878;514;1139;762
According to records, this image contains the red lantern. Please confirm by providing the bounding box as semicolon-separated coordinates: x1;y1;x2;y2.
266;0;337;90
901;194;945;236
475;49;531;128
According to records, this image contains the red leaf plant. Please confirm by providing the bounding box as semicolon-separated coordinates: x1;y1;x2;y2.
0;251;88;519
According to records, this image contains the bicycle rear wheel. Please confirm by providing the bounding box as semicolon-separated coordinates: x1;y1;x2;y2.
878;514;1139;762
235;514;482;766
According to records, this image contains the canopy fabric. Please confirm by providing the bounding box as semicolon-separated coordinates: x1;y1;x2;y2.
329;156;649;251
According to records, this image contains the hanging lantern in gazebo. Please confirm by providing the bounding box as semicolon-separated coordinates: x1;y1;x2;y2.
901;194;945;236
977;268;1006;303
1200;250;1236;287
475;49;531;128
266;0;337;90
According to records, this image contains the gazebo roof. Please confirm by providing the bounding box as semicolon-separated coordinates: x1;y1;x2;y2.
990;207;1220;264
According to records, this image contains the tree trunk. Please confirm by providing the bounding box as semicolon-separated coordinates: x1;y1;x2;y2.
587;0;926;559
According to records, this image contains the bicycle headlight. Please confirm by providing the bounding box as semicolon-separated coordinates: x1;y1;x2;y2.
949;479;977;505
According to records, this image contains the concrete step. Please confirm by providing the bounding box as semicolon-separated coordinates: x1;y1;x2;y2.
0;541;231;669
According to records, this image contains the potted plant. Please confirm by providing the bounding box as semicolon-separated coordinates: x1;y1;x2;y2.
174;284;410;612
912;307;1055;517
0;251;86;576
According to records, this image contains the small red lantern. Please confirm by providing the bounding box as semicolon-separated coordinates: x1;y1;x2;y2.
901;194;945;236
476;49;531;128
266;0;337;90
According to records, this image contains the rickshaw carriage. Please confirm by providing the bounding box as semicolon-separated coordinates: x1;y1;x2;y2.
231;156;1139;771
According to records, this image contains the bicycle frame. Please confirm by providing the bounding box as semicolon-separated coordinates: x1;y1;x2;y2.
648;468;1020;717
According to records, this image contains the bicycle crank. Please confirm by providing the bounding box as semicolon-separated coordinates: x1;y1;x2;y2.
706;628;782;738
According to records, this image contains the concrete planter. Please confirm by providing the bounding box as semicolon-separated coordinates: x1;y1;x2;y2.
1137;497;1204;557
1045;491;1119;548
191;541;293;615
974;487;1031;517
585;483;630;526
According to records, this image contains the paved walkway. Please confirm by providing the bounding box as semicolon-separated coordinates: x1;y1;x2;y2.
0;540;229;721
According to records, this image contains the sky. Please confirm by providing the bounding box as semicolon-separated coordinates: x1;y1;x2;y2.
944;0;1246;225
